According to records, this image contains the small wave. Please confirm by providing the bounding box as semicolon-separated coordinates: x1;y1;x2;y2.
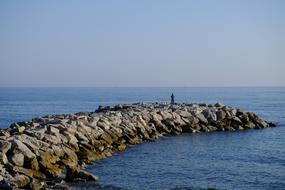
71;182;222;190
169;187;221;190
70;183;129;190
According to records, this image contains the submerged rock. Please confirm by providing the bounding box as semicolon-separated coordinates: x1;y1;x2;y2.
65;166;98;182
0;102;275;189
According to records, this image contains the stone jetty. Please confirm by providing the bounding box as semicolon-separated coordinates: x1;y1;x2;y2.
0;102;276;189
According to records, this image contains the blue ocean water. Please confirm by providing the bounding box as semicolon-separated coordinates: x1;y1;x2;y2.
0;87;284;190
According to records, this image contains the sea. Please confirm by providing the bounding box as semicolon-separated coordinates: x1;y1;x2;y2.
0;87;284;190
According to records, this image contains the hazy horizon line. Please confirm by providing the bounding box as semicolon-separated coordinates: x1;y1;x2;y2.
0;86;284;88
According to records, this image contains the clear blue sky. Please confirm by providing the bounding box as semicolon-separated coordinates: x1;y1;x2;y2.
0;0;284;87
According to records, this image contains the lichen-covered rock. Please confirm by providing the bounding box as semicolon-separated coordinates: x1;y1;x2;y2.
30;179;47;190
9;174;30;187
12;166;46;179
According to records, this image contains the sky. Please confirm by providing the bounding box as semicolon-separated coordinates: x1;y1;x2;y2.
0;0;284;87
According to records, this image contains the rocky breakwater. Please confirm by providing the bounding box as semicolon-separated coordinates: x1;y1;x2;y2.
0;102;276;189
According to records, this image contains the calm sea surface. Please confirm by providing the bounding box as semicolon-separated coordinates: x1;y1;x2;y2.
0;87;284;190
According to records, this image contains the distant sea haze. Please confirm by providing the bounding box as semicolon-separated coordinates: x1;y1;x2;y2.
0;87;284;189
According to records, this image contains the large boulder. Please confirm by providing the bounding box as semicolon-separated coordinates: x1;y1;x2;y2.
172;112;186;126
11;139;36;160
37;149;63;177
64;131;79;151
202;109;217;122
244;122;256;129
214;102;224;107
16;134;50;156
194;113;208;124
159;111;173;120
231;117;243;127
96;119;111;131
0;152;8;165
9;152;24;167
0;141;11;154
216;110;226;120
190;107;203;115
61;146;78;168
0;141;11;165
255;119;269;128
136;115;148;126
239;113;249;124
162;119;182;134
175;110;192;118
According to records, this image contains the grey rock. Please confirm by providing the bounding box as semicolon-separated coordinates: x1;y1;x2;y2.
175;110;192;118
202;109;217;122
0;152;8;165
216;110;226;120
255;119;269;128
245;122;256;129
0;141;11;154
10;152;24;167
214;102;224;107
195;113;208;124
239;114;249;124
12;139;36;160
231;117;243;126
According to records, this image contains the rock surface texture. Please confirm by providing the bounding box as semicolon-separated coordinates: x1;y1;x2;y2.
0;102;276;189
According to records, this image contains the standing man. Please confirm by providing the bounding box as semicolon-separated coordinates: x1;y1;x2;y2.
171;93;175;105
